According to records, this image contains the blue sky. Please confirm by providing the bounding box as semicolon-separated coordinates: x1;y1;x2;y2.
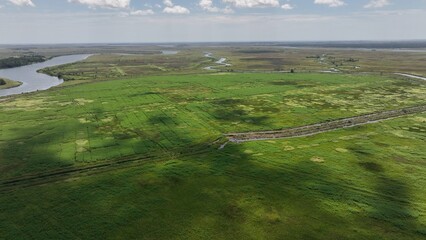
0;0;426;43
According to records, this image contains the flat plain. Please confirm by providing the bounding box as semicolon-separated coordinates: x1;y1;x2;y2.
0;45;425;239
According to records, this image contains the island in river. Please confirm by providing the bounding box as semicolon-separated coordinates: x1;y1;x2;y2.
0;77;22;90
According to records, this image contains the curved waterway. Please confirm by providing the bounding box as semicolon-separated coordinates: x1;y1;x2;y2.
0;54;92;97
203;52;231;70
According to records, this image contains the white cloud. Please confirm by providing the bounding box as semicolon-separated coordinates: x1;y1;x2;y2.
281;3;293;10
163;0;173;7
8;0;35;7
200;0;218;12
163;6;190;14
364;0;390;8
162;0;190;14
222;0;280;8
130;9;154;16
199;0;234;13
68;0;130;9
314;0;345;7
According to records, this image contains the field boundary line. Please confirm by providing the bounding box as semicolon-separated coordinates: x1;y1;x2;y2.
0;145;214;192
225;105;426;142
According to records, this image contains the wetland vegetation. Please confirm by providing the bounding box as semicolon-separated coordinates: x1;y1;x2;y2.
0;43;425;239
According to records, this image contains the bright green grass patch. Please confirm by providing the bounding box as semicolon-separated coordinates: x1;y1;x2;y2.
0;73;425;179
0;114;425;239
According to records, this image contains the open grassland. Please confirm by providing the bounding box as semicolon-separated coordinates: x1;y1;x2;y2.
39;50;212;84
206;47;426;75
0;73;425;181
0;42;426;240
0;113;425;239
36;47;426;84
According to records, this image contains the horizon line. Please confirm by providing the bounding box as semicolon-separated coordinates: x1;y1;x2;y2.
2;39;426;46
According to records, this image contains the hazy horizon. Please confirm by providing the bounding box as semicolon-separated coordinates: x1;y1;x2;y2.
1;0;426;44
3;40;426;46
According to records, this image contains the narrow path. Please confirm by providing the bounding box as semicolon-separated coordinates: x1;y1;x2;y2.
226;105;426;143
395;73;426;81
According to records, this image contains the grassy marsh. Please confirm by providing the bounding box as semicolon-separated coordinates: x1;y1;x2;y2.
0;45;425;239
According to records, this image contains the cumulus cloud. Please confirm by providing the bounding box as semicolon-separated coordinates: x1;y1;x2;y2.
130;9;154;16
364;0;390;8
199;0;234;13
8;0;35;7
68;0;130;9
163;0;173;7
162;0;190;14
200;0;218;12
314;0;345;7
222;0;280;8
281;3;293;10
163;5;190;14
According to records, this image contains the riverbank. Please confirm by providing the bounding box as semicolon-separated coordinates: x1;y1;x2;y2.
0;54;92;97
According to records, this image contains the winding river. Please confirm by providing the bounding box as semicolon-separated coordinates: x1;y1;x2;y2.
0;54;92;97
203;52;231;70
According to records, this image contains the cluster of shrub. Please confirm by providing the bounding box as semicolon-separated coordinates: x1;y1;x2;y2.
0;55;46;69
0;78;6;85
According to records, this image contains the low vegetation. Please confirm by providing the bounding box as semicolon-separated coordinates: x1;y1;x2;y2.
0;113;425;239
38;47;426;84
0;45;425;239
1;72;425;179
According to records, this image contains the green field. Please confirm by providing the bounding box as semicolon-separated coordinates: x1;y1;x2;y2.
0;61;425;238
1;73;425;179
0;113;425;239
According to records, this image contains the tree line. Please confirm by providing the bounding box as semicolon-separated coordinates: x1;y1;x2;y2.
0;55;46;69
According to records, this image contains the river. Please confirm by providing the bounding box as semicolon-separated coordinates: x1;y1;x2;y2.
203;52;231;70
0;54;92;97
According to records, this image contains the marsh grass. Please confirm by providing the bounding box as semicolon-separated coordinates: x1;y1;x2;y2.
0;72;425;239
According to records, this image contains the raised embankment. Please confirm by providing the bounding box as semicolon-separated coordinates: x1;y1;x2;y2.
226;105;426;142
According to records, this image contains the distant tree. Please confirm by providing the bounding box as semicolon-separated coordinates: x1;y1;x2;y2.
290;69;295;73
0;79;5;85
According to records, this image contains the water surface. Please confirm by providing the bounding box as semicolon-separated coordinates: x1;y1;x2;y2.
0;54;91;97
